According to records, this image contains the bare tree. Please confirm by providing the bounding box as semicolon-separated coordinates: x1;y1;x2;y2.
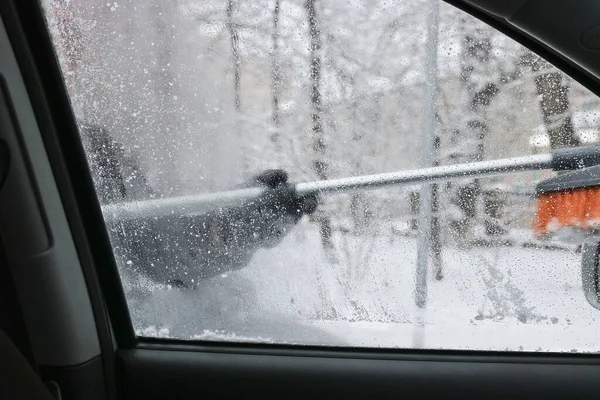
501;51;580;149
305;0;325;178
152;0;180;195
305;0;333;250
270;0;282;143
225;0;250;173
226;0;242;113
447;23;499;239
532;65;579;149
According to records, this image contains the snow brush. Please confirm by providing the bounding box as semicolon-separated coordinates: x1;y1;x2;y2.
534;164;600;237
102;146;600;223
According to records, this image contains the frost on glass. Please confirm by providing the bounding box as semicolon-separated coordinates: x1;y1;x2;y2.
42;0;599;352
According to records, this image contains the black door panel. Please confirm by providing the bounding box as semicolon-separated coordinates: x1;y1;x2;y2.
119;348;600;399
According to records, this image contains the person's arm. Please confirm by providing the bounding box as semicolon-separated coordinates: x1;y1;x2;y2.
80;123;319;286
177;170;318;283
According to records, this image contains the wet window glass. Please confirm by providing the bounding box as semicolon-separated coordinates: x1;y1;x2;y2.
42;0;599;351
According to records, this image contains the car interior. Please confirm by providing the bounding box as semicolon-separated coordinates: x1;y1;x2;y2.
0;0;599;398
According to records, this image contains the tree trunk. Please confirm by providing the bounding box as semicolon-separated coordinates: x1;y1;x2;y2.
226;0;247;173
448;25;498;240
153;0;178;195
226;0;242;113
305;0;325;178
513;53;579;149
270;0;281;143
533;70;579;149
431;188;443;279
305;0;332;250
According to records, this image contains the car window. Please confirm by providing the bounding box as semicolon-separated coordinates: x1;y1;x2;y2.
41;0;599;352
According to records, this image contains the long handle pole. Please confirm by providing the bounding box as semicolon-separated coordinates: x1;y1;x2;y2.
102;153;555;222
296;153;553;195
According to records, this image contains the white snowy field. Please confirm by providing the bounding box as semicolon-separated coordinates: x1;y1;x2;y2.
130;220;599;353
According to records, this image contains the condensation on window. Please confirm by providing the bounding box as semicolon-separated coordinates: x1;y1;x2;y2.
42;0;599;352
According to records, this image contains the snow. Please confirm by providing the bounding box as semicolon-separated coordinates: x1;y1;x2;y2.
191;331;276;344
129;221;599;353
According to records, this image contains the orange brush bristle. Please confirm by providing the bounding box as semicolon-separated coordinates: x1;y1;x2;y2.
534;164;600;237
534;186;600;236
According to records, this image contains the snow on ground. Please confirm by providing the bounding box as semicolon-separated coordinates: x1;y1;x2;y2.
130;220;599;353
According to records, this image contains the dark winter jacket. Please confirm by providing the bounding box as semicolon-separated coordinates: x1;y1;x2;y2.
79;123;317;286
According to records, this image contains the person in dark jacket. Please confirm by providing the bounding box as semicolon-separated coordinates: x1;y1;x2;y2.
79;123;318;288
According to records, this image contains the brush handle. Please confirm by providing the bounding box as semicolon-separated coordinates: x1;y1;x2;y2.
295;154;552;197
551;146;600;171
102;154;552;222
102;146;600;222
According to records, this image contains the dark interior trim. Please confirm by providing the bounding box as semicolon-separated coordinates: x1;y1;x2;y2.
137;339;600;364
0;0;136;349
0;234;37;371
39;356;106;400
0;0;134;398
118;348;600;399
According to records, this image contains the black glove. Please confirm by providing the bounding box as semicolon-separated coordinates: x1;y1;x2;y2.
147;169;318;285
234;169;319;248
197;169;318;256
